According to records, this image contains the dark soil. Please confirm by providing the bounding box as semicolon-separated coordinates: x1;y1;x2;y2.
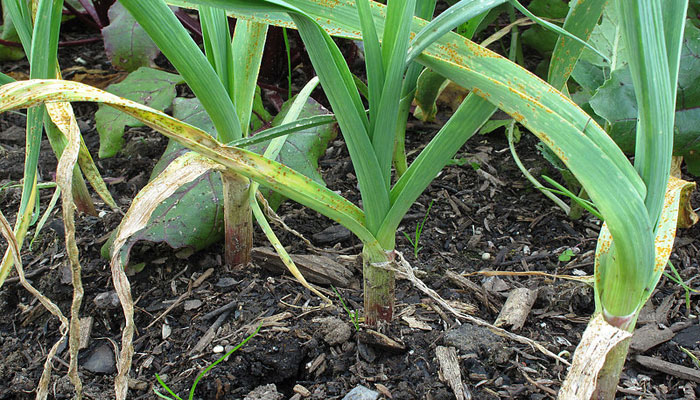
1;15;699;400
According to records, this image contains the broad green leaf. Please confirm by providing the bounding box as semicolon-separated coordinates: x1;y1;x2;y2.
100;96;224;261
578;2;626;70
570;59;607;94
101;2;161;72
118;156;226;265
95;67;184;158
588;68;637;151
0;7;25;61
248;95;338;209
520;0;569;63
589;22;700;174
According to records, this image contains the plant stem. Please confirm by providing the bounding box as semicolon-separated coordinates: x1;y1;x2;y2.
221;172;252;266
592;338;631;399
362;244;395;327
568;187;587;220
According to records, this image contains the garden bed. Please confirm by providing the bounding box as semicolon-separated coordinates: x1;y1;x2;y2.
0;14;699;400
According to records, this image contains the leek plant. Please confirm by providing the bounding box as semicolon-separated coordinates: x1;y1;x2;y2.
0;0;695;398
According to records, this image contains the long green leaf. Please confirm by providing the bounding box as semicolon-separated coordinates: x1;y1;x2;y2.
619;0;673;229
548;0;607;91
371;0;415;191
407;0;507;63
200;5;235;98
118;0;241;142
230;115;336;148
357;0;384;133
289;14;389;235
377;93;495;242
232;21;268;136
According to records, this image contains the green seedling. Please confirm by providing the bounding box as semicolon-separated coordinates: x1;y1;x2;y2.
332;285;360;331
664;260;699;314
680;346;700;369
448;158;481;171
558;249;576;262
402;200;434;259
154;322;262;400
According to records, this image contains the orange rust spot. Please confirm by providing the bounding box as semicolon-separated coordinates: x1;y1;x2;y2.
315;0;340;8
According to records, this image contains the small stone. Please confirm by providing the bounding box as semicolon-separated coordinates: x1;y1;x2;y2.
93;291;120;309
444;323;513;365
215;277;237;288
312;224;352;244
213;345;224;353
83;344;116;374
314;317;352;346
244;384;283;400
162;324;171;340
293;384;311;397
184;299;202;311
342;385;379;400
481;252;491;260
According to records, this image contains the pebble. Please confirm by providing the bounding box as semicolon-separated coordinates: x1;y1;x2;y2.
184;299;202;311
243;384;283;400
161;324;171;340
481;252;491;260
93;291;120;309
444;323;513;365
342;385;379;400
215;277;237;288
83;344;116;374
213;345;224;353
293;384;311;397
311;224;352;244
314;317;352;346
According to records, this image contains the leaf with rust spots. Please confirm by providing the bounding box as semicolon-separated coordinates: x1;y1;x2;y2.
247;94;337;209
102;94;335;265
95;67;184;158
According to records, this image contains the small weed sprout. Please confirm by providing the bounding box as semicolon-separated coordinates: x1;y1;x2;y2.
402;200;435;258
558;249;576;262
680;346;700;369
153;322;262;400
332;285;360;331
664;261;698;314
